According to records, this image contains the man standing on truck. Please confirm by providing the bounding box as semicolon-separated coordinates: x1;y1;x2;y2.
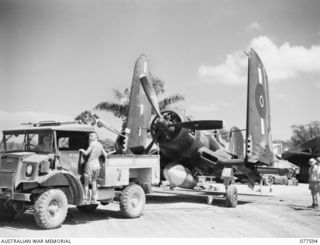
79;132;108;204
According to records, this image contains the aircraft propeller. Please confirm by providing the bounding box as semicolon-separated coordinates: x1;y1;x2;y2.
139;75;162;118
139;73;223;132
96;119;125;137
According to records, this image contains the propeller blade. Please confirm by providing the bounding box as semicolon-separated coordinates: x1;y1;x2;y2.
139;75;161;118
96;119;124;136
169;120;223;130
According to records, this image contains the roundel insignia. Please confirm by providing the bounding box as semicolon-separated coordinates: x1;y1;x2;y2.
255;84;266;118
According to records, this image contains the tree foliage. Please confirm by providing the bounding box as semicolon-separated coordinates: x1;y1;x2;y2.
74;110;115;151
99;138;115;152
94;78;184;120
289;121;320;147
74;110;99;124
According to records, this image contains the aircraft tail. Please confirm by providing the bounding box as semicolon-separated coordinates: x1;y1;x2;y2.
245;49;274;166
126;55;152;154
228;126;244;159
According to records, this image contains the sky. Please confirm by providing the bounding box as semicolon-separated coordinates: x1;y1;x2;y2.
0;0;320;141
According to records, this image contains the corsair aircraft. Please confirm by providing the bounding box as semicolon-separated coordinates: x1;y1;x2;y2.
102;49;287;207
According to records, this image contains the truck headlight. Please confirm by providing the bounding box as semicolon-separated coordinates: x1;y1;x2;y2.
25;163;34;177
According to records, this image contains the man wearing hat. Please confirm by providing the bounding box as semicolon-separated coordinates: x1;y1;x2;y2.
308;158;319;208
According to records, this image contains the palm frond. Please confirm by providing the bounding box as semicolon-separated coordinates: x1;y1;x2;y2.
152;78;165;96
159;94;185;111
94;102;128;119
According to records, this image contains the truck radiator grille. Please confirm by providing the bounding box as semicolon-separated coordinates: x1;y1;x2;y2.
0;170;15;188
0;157;19;171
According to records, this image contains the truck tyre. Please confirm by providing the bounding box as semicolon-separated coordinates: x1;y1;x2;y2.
0;200;16;222
226;185;238;208
120;184;145;218
34;189;68;229
77;204;98;213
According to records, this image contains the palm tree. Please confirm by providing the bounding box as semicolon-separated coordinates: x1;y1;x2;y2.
94;88;130;121
94;78;185;121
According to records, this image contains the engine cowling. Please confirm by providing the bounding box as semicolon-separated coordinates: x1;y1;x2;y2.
163;162;197;189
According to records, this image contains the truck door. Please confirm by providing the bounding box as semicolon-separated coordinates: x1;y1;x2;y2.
56;131;89;180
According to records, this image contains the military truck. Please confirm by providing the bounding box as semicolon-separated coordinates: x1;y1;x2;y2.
0;121;160;229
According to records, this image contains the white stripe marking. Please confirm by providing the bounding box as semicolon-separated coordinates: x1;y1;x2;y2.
139;104;144;116
261;118;265;135
258;67;263;84
143;61;147;74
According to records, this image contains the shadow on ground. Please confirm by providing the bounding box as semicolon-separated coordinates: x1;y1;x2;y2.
147;192;251;207
289;204;320;212
0;206;125;230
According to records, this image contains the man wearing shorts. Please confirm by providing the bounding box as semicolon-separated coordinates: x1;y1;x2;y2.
308;158;319;208
79;132;108;204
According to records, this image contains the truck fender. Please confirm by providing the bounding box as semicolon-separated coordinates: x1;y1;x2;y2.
35;170;84;205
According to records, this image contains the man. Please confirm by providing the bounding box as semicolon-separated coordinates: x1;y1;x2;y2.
257;174;272;193
315;157;320;205
37;134;52;152
79;132;108;204
308;158;319;208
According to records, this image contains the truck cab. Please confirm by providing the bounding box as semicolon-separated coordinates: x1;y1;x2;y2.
0;121;160;229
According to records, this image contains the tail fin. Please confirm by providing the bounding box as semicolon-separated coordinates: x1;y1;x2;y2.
229;126;244;159
126;55;152;154
245;49;273;165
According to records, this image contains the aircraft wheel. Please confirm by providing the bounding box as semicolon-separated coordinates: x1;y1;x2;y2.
268;176;274;185
226;185;238;208
120;184;145;218
34;189;68;229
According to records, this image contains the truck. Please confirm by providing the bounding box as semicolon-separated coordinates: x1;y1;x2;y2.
0;121;160;229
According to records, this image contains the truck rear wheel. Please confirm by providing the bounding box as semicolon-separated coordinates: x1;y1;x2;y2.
120;184;145;218
226;185;238;208
34;189;68;229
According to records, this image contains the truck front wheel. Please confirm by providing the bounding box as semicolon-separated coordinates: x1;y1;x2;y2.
120;184;145;218
34;189;68;229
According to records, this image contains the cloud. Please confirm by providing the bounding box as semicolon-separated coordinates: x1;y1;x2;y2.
198;51;247;84
198;36;320;85
0;110;73;131
245;22;262;32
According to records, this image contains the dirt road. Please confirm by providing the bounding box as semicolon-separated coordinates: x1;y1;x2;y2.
0;183;319;238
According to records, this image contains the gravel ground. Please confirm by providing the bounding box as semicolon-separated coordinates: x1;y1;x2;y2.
0;183;319;238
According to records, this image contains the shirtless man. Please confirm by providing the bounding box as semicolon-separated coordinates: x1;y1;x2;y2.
308;158;319;208
79;132;108;204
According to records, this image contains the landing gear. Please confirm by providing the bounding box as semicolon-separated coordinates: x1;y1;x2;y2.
225;185;238;207
222;167;238;208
